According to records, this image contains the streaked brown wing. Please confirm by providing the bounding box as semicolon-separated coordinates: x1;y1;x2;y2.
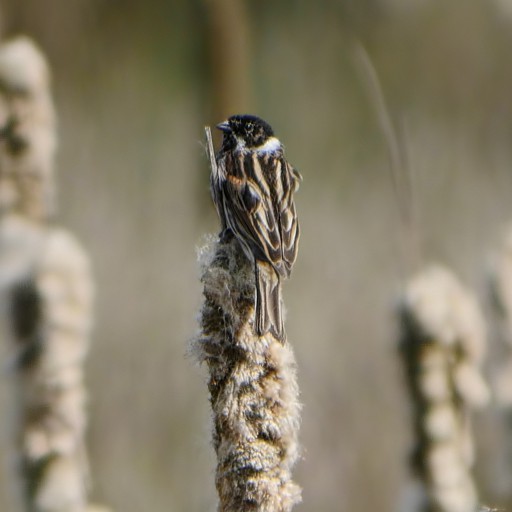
278;159;301;275
221;152;282;269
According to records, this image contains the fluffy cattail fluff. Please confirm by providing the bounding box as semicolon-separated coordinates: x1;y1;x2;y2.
0;37;108;512
192;234;302;512
399;265;490;512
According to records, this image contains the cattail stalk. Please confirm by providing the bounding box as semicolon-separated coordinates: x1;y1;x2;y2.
194;129;301;511
0;36;108;512
193;235;301;512
399;265;489;512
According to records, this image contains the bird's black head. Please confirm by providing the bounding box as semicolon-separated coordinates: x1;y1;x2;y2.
217;114;275;151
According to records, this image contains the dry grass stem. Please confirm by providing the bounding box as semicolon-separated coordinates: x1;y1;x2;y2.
353;43;421;275
399;265;489;512
192;234;301;512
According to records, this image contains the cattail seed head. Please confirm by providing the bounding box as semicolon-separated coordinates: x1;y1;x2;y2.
193;235;301;512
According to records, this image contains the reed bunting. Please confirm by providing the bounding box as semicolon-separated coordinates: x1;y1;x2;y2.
210;114;301;340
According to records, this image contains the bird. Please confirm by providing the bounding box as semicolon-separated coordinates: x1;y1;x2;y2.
210;114;301;340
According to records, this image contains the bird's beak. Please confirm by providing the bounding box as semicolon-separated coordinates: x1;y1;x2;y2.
216;121;231;133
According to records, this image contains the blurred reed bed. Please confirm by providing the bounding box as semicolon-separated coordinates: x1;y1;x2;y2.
0;36;108;512
399;265;490;512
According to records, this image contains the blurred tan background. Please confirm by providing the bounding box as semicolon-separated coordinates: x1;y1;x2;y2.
1;1;512;511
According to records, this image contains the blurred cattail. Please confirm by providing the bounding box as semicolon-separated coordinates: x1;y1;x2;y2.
399;265;490;512
0;37;108;512
192;232;302;512
0;36;57;222
8;229;94;512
